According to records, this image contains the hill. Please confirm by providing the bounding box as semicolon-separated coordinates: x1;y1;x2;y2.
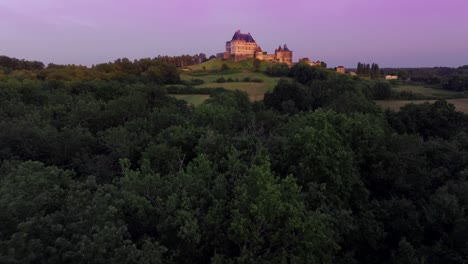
187;58;276;72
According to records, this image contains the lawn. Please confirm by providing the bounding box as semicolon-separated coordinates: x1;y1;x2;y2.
375;98;468;113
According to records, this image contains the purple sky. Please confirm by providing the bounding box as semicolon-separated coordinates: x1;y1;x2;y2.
1;0;467;68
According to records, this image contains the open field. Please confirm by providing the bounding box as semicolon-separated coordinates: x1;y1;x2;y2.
392;84;464;98
375;98;468;113
175;59;288;103
197;82;268;101
180;72;286;101
172;94;210;106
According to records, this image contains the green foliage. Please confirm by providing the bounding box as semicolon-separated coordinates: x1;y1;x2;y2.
0;54;467;263
253;58;261;72
290;62;330;85
386;100;467;140
366;81;392;100
221;63;229;72
165;85;224;94
357;62;380;79
265;63;290;77
265;75;378;114
444;75;468;91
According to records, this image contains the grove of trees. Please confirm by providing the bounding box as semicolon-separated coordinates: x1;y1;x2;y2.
0;56;467;263
357;62;381;79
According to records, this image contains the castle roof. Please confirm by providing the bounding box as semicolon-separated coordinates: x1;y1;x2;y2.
232;30;255;42
283;44;290;51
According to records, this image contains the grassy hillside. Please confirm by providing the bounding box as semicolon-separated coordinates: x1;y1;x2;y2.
179;71;288;102
187;58;277;72
172;58;289;105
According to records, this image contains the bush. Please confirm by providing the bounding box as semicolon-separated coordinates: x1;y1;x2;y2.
166;86;226;94
265;63;290;77
221;63;229;72
251;78;263;83
216;77;226;83
190;78;204;86
367;82;392;100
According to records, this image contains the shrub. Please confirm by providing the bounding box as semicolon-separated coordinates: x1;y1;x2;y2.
190;78;205;86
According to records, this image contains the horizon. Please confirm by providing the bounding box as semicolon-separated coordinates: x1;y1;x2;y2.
1;0;467;68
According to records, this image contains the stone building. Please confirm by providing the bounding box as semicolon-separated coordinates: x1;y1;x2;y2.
385;75;398;80
221;30;293;65
336;66;345;74
299;57;322;67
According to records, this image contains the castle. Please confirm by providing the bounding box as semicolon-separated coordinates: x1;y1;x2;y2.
220;30;293;65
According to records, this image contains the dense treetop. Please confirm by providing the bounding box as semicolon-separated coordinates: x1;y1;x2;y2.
0;55;467;263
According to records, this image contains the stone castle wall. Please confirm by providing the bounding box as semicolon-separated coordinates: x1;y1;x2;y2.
224;31;293;65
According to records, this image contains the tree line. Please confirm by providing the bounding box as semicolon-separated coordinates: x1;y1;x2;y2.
357;62;381;79
0;54;212;83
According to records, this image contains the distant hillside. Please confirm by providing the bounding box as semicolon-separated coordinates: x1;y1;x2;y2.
188;58;277;72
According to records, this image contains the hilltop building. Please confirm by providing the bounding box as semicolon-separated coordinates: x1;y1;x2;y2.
299;57;322;67
336;66;345;74
220;30;293;65
385;75;398;80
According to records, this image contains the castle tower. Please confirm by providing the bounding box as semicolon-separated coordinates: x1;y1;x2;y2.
282;44;293;65
274;44;292;65
255;46;264;60
225;30;258;62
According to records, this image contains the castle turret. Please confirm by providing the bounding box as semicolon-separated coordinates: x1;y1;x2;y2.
225;30;258;61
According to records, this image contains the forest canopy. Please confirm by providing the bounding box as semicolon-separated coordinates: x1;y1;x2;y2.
0;56;467;263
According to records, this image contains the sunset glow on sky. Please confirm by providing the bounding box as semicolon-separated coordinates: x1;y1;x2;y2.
1;0;467;67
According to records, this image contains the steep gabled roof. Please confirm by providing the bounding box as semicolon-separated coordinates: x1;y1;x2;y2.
232;30;256;42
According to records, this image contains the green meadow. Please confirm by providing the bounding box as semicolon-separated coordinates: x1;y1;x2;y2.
374;82;468;113
391;83;462;98
170;59;289;105
375;98;468;113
